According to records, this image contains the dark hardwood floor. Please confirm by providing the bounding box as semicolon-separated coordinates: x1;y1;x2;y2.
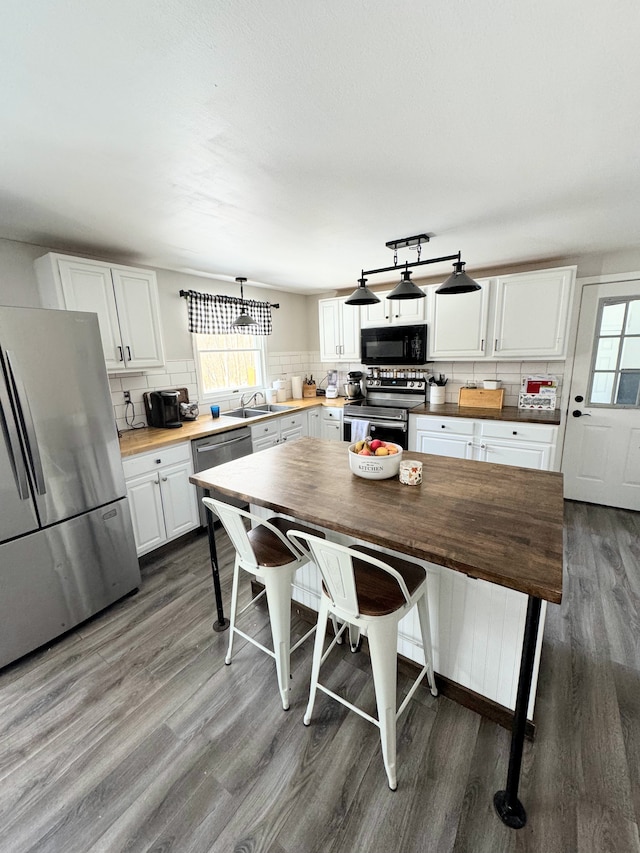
1;501;639;852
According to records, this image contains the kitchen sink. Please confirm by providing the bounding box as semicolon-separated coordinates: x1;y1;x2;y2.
225;407;269;419
256;404;294;412
225;404;295;419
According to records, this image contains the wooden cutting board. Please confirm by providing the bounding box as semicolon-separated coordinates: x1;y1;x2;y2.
458;387;505;409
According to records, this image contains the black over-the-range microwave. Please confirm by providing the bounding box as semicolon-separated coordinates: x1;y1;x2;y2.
360;323;428;366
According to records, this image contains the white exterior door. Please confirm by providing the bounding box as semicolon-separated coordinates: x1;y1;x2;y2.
563;279;640;509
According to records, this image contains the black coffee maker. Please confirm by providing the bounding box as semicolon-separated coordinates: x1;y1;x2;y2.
146;390;183;429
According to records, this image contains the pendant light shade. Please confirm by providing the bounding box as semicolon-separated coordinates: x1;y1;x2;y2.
232;277;257;326
345;275;381;306
436;261;481;295
387;265;426;300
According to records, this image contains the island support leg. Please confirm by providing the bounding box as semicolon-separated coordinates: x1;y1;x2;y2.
494;595;542;829
204;488;230;632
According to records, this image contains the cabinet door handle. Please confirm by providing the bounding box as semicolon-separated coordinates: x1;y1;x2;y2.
494;339;499;351
153;478;160;486
126;345;132;361
481;338;485;352
117;346;124;362
161;476;168;481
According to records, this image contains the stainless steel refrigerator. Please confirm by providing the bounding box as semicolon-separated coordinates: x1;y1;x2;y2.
0;306;140;668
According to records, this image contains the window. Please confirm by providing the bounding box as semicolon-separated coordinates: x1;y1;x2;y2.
194;333;265;400
588;297;640;406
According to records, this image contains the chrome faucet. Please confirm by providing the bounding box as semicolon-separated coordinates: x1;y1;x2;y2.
239;390;265;409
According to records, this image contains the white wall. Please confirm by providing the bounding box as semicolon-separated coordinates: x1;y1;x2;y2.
0;237;310;356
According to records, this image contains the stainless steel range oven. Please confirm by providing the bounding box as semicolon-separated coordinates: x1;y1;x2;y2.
342;377;427;450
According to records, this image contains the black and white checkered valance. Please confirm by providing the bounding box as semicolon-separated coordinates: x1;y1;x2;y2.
184;290;273;336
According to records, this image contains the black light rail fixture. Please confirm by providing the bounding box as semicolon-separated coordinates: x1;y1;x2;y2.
345;232;480;305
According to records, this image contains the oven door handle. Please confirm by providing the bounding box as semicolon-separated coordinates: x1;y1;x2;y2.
344;417;407;431
369;420;407;431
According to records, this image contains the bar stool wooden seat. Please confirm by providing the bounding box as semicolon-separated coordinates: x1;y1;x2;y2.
287;530;438;790
202;498;323;710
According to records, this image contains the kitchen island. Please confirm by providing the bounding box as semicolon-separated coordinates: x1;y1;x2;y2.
190;437;564;828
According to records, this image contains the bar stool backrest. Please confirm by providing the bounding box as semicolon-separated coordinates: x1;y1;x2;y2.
202;498;303;567
287;531;413;620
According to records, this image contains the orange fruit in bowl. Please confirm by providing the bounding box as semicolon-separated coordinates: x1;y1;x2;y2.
374;446;389;456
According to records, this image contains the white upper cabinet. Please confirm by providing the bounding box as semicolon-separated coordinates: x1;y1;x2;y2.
35;253;165;372
319;297;360;362
360;289;426;328
428;279;490;359
427;266;576;361
492;267;575;358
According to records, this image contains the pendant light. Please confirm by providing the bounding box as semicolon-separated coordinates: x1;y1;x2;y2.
232;277;257;327
357;232;479;300
387;263;426;300
344;274;381;306
436;260;481;294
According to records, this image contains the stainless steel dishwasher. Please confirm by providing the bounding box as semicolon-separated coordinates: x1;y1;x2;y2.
191;427;253;526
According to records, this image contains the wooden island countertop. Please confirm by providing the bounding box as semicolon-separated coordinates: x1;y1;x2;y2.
190;436;564;604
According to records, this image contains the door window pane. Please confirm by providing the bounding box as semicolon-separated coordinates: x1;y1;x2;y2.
595;337;619;370
616;370;640;405
588;296;640;407
590;372;615;404
625;299;640;334
601;302;625;335
621;337;640;370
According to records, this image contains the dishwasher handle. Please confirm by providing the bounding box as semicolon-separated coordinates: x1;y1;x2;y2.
196;434;251;453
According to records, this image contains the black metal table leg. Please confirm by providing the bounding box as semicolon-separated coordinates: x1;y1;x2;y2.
494;595;542;829
204;488;229;632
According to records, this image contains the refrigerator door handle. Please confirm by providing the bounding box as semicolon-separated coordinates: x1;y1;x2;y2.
0;356;30;499
5;351;47;496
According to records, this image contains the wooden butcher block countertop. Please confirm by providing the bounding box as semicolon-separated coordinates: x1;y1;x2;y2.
119;396;345;458
411;402;561;425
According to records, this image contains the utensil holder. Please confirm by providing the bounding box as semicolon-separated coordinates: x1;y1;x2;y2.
430;386;446;404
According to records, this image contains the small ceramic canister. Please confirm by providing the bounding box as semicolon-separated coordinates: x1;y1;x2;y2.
399;459;423;485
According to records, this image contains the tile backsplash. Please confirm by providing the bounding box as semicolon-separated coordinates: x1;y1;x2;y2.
110;360;199;434
268;352;566;409
114;353;566;433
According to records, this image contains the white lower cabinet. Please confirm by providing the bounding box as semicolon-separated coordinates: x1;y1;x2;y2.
321;406;343;441
409;416;557;471
251;411;306;453
306;406;322;438
122;442;199;556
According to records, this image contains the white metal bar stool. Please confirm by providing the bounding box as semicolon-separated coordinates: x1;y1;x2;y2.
287;530;438;790
203;497;321;710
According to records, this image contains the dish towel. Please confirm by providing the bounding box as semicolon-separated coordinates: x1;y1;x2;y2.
351;420;370;442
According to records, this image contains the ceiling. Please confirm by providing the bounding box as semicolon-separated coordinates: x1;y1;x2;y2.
2;1;640;294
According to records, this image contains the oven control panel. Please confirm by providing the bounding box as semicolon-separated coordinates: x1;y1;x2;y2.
366;378;427;392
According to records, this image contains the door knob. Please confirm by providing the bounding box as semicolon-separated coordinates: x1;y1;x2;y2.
572;410;591;417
